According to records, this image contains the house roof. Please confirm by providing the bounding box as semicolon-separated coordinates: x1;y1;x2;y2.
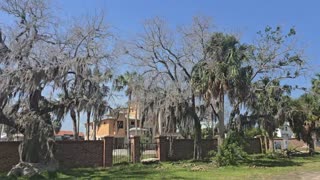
56;130;84;137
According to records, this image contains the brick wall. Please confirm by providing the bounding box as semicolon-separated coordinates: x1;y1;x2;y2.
55;141;104;169
163;138;261;161
0;142;20;172
164;139;218;160
0;139;113;172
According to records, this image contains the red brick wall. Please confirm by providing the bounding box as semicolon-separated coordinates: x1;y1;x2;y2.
0;142;20;172
55;141;104;169
164;138;261;161
165;139;218;160
0;140;105;172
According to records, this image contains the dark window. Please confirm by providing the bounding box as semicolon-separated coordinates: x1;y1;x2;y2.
117;121;124;129
131;121;135;126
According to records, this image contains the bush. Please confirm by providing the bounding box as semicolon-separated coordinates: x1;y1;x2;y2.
244;128;263;138
208;150;217;157
214;131;248;166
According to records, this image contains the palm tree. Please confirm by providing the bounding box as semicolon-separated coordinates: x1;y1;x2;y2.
192;33;251;145
114;72;142;142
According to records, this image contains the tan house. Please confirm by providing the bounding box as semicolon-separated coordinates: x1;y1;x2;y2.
85;106;141;140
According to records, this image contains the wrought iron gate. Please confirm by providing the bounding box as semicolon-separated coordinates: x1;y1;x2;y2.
113;139;132;164
140;142;158;160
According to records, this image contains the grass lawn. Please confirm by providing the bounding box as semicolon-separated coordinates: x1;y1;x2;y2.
1;154;320;179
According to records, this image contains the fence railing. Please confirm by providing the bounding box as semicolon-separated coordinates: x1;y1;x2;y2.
140;142;158;160
113;142;132;164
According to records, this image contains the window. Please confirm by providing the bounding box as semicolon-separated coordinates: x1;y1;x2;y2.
131;121;135;126
117;121;124;129
285;127;288;131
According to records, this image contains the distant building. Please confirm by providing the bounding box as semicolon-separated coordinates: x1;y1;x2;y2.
55;130;85;141
275;121;294;138
85;106;142;141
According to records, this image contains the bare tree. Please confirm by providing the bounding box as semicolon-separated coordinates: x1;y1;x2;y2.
0;0;114;176
124;17;214;160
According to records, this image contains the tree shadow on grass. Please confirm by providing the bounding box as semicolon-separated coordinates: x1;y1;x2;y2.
247;158;302;167
57;164;191;179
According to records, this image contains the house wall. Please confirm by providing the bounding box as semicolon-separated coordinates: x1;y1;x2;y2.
85;108;143;140
97;120;113;138
273;138;307;150
128;105;140;120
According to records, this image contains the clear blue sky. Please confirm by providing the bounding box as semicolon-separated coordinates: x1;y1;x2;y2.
1;0;318;133
44;0;320;132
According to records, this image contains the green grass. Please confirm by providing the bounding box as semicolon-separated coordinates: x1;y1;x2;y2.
2;154;320;179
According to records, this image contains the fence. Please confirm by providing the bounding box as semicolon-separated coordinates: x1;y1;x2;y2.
0;137;113;172
0;136;265;172
140;142;158;160
113;140;132;164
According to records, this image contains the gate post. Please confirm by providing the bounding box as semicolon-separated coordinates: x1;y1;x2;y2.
156;136;167;161
103;136;113;167
130;136;140;163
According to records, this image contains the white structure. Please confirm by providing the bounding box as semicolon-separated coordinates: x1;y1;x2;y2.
129;127;149;137
276;121;294;138
275;121;294;150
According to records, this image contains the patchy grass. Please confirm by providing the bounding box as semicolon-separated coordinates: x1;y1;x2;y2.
1;154;320;179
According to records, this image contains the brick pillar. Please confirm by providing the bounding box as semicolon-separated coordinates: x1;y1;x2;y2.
156;136;167;161
103;136;113;167
130;136;140;163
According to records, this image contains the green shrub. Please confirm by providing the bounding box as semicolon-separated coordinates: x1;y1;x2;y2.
208;150;217;157
215;131;248;166
244;128;263;138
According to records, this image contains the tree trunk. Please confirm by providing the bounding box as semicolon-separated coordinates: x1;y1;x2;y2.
86;111;91;140
77;110;80;140
264;136;268;153
191;94;202;160
7;112;58;176
212;110;217;138
127;93;131;142
70;108;79;140
269;137;274;152
0;124;3;141
308;132;316;155
135;104;138;135
158;109;162;135
193;116;202;160
93;121;97;140
263;136;268;154
217;89;225;146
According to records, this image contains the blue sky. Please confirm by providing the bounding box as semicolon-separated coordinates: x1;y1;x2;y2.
2;0;316;133
55;0;320;133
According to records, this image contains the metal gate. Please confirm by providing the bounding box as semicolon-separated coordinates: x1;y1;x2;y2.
140;142;158;160
113;139;132;164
